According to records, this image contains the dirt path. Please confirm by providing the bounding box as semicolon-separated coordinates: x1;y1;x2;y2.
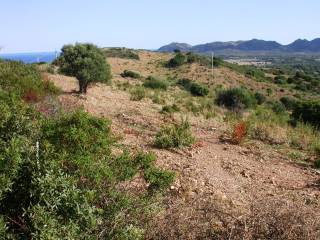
48;73;320;239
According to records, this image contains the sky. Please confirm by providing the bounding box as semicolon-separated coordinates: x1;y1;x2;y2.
0;0;319;53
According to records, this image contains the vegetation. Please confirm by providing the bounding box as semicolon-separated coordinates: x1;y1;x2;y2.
55;43;112;93
190;82;209;96
254;92;266;105
130;86;146;101
102;47;140;60
291;100;320;128
216;88;257;111
176;78;209;96
0;60;59;101
143;76;168;90
0;60;174;239
161;104;180;114
166;53;186;68
155;119;195;149
121;70;141;79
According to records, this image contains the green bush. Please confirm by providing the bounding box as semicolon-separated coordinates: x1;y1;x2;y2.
190;83;209;96
121;70;141;79
130;86;146;101
315;159;320;169
143;76;168;90
155;119;195;149
167;53;186;68
161;104;180;114
254;92;266;105
280;97;297;110
274;75;287;84
177;78;209;96
0;100;174;238
268;101;286;114
102;47;140;60
291;100;320;128
55;43;112;93
216;88;257;111
0;60;59;100
144;168;175;191
177;78;192;90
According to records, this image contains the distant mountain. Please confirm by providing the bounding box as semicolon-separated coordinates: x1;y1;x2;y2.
158;38;320;55
286;38;320;52
158;42;192;52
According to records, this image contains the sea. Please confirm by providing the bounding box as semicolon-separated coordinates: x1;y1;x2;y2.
0;52;58;64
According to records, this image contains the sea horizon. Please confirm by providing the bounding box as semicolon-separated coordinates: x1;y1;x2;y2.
0;51;59;64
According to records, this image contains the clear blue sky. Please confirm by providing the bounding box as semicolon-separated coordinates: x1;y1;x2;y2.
1;0;319;53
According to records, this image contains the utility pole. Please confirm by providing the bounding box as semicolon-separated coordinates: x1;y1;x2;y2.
211;52;214;78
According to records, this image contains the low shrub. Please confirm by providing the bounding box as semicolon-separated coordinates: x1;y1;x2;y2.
254;92;266;105
177;79;209;96
268;101;286;114
121;70;141;79
130;86;146;101
155;119;195;149
291;100;320;128
166;53;186;68
232;121;247;144
161;104;180;114
280;97;297;110
274;75;287;84
215;88;257;111
143;76;168;90
0;60;60;100
177;78;192;90
190;83;209;96
102;47;139;60
144;168;175;191
315;159;320;168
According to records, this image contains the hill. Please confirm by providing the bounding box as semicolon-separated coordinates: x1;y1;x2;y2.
1;49;320;239
159;38;320;55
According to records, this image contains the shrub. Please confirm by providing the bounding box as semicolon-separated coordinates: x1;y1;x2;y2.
130;86;146;101
143;76;168;90
0;91;174;238
291;100;320;128
254;92;266;105
268;101;286;114
280;97;297;110
177;78;192;90
0;61;59;100
190;83;209;96
216;88;257;111
155;119;195;149
274;75;287;84
144;168;175;191
102;47;139;60
315;159;320;168
167;53;185;68
266;88;273;96
232;121;247;144
121;70;141;79
55;43;112;93
161;104;180;114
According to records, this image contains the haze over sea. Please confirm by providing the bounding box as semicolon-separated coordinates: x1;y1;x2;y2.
0;52;58;64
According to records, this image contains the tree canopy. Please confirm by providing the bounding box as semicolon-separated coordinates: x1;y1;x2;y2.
56;43;112;93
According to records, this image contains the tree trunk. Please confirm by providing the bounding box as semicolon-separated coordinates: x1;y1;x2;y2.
79;80;86;94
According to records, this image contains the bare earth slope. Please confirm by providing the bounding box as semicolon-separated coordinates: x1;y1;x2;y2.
48;51;320;239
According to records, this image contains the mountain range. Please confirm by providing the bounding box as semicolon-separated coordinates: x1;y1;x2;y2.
158;38;320;55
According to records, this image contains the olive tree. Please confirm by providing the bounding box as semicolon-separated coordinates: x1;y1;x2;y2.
56;43;111;93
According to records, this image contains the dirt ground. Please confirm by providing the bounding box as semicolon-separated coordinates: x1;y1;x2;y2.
47;51;320;239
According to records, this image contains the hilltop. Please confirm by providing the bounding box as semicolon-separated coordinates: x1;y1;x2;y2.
47;49;320;239
159;38;320;55
1;48;319;239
